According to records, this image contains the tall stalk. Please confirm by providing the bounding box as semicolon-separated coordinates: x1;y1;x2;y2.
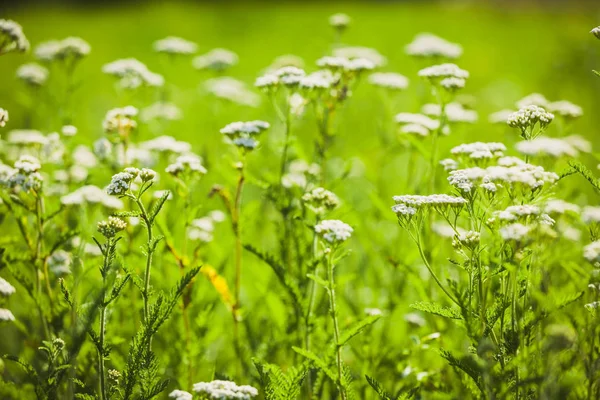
325;251;347;400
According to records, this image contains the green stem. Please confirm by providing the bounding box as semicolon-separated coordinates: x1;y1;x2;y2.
415;237;460;306
304;215;320;399
232;162;246;374
326;250;346;400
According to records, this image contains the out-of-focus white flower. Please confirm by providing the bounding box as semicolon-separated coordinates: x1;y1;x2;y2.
582;207;600;224
0;19;29;54
592;26;600;40
141;135;190;154
193;48;238;71
395;113;439;131
440;158;458;171
193;380;258;399
72;145;97;168
329;13;351;29
499;223;530;242
153;36;197;55
418;63;469;81
333;46;386;67
0;308;15;322
451;142;506;160
267;54;305;71
48;250;72;275
315;219;353;244
365;307;382;316
288;93;306;117
584;241;600;263
564;135;592;153
0;108;8;128
221;120;270;152
515;136;579;158
103;106;138;136
61;185;124;209
516;93;549;109
16;63;49;86
103;58;164;89
440;77;465;92
422;102;477;123
0;277;16;297
547;100;583;120
299;70;336;90
166;154;207;178
302;187;340;215
488;109;514;124
405;33;462;59
141;102;183;122
168;390;193;400
61;125;77;137
203;77;260;107
35;37;90;61
544;199;580;215
368;72;409;90
3;155;43;192
93;138;113;160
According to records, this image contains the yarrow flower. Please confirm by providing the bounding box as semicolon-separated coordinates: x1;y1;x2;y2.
315;219;353;245
302;187;340;215
0;277;16;296
392;194;467;221
103;106;138;139
141;135;190;154
329;13;351;30
281;159;321;189
0;308;15;322
16;63;49;86
141;102;183;122
515;137;580;158
544;199;580;216
516;93;549;109
0;19;29;54
499;223;531;242
255;66;306;91
220;120;270;152
299;70;336;90
153;36;197;55
584;241;600;263
421;102;477;123
168;390;193;400
35;37;91;62
97;216;127;239
0;108;8;127
2;155;43;192
592;26;600;40
48;250;72;275
333;46;386;67
61;185;124;209
192;380;258;399
166;155;207;178
507;105;554;139
546;100;583;120
106;170;137;196
488;109;515;124
452;230;480;249
368;72;409;90
582;206;600;224
61;125;77;137
203;77;260;107
451;142;506;161
102;58;164;89
405;33;462;59
418;63;469;82
193;48;238;71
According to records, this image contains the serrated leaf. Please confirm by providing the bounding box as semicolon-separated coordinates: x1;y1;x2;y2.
337;315;381;347
306;273;329;289
292;346;337;383
410;301;462;319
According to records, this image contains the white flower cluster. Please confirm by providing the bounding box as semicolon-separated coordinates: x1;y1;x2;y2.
421;102;477;123
452;230;480;249
153;36;197;55
102;58;164;88
495;205;541;222
317;56;376;73
418;63;469;82
255;66;306;90
392;194;467;217
7;129;47;145
450;142;506;160
282;159;320;189
61;125;77;137
329;13;351;29
499;223;531;242
516;93;549;109
106;168;144;196
447;162;558;191
48;250;72;275
97;216;127;239
267;54;305;71
61;185;124;209
220;120;270;151
544;199;580;215
440;77;466;92
35;37;91;61
368;72;409;90
333;46;387;67
395;112;441;137
0;276;16;297
0;108;8;128
187;210;226;243
547;100;583;119
592;26;600;40
582;206;600;224
515;136;585;158
584;241;600;263
166;154;207;177
203;77;260;107
488;109;514;125
0;308;15;322
141;135;190;154
103;106;138;135
168;390;193;400
0;19;29;54
193;380;258;399
315;219;353;244
507;105;554;137
302;187;340;215
141;102;183;122
2;155;43;192
193;48;238;71
16;63;49;86
298;70;337;90
405;33;462;59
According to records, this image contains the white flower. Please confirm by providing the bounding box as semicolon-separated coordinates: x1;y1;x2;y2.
368;72;409;90
488;109;514;124
391;203;417;216
299;70;336;90
16;63;49;86
582;207;600;224
418;63;469;80
0;19;29;54
515;93;549;109
395;113;439;131
547;100;583;119
495;205;541;221
48;250;72;275
153;36;197;55
365;308;383;316
106;171;136;196
584;241;600;263
168;390;193;400
499;223;530;242
4;155;43;192
405;33;462;59
507;105;554;135
221;120;270;151
0;277;16;297
333;46;386;67
564;135;592;153
72;145;97;168
35;37;90;61
329;13;351;29
193;380;258;399
166;155;207;177
440;77;465;91
97;216;127;239
515;137;579;158
0;308;15;322
267;54;305;71
141;135;190;154
61;185;124;209
440;158;458;171
61;125;77;137
451;142;506;159
400;123;430;137
193;48;238;71
141;102;183;122
102;58;164;88
289;93;306;117
315;219;353;244
592;26;600;40
302;187;340;215
448;171;474;193
0;108;8;127
93;138;113;160
452;230;480;248
203;77;260;107
392;194;467;210
422;102;477;123
103;106;138;135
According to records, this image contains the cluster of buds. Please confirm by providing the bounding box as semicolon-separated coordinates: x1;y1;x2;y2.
507;105;554;140
220;120;270;153
0;19;29;55
103;106;138;142
302;187;340;215
97;216;127;239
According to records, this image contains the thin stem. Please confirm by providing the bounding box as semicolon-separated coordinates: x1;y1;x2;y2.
232;161;246;374
278;98;292;185
98;239;111;400
326;250;346;400
304;215;320;399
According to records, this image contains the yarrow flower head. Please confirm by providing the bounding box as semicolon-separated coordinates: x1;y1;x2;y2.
0;277;16;297
103;106;138;140
166;154;207;178
97;216;127;239
452;230;480;250
368;72;409;90
590;26;600;40
516;93;549;109
315;219;353;245
302;187;340;215
329;13;351;30
546;100;583;120
0;19;29;54
203;77;260;107
418;63;469;83
0;108;8;127
153;36;197;55
141;102;183;122
2;155;44;192
584;241;600;264
168;390;193;400
507;105;554;139
451;142;506;162
255;66;306;91
392;194;467;223
499;223;531;243
16;63;49;86
193;48;238;72
61;125;77;137
106;170;137;196
515;137;581;158
220;120;270;152
333;46;387;67
48;250;72;275
405;33;462;59
102;58;164;89
61;185;124;209
35;37;91;62
192;380;258;399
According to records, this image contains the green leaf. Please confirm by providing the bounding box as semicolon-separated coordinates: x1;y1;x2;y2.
306;273;329;289
410;301;462;319
337;315;381;347
148;190;171;224
292;346;338;383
